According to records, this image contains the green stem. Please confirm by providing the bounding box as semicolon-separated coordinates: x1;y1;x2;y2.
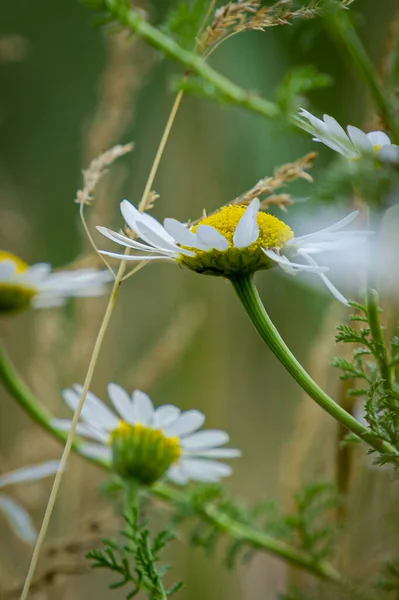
0;340;107;470
367;288;393;392
155;483;342;583
0;340;341;584
101;0;280;120
323;1;399;141
230;274;399;459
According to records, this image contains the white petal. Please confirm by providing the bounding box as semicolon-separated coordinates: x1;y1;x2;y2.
100;250;176;261
163;218;206;250
97;227;176;254
19;264;51;284
0;495;37;543
0;261;17;281
180;430;229;450
62;387;118;431
51;419;107;442
290;211;360;244
193;225;229;251
366;131;391;147
184;448;241;458
300;252;349;305
32;295;64;309
107;383;136;424
79;443;112;463
131;390;154;426
153;405;181;429
163;410;205;437
166;464;189;485
120;200;176;244
233;198;260;248
0;461;60;489
136;221;195;257
323;114;350;143
181;458;232;482
264;249;328;273
347;126;373;152
298;108;327;133
378;144;399;163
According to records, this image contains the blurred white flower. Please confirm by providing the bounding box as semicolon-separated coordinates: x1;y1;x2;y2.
98;200;370;305
0;251;112;314
265;211;371;305
0;461;60;543
54;384;240;486
296;108;399;163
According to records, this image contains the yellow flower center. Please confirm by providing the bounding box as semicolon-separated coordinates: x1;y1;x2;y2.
373;144;382;153
178;204;293;277
192;204;293;250
110;421;181;485
0;251;36;314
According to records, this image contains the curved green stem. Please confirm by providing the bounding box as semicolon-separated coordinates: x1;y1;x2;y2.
230;274;399;459
99;0;280;120
0;340;341;584
323;1;399;141
155;483;341;583
367;288;394;392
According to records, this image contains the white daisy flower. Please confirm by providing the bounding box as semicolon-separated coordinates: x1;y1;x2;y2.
53;384;240;486
0;251;113;314
296;108;399;163
0;460;60;543
97;199;370;305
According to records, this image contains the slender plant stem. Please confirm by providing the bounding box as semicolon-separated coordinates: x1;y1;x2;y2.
230;273;399;459
323;0;399;141
138;88;185;211
20;81;186;598
0;341;342;584
102;0;280;120
20;258;127;600
367;288;393;392
155;483;342;583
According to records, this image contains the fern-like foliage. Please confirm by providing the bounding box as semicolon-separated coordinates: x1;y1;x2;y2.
162;0;209;50
87;510;183;599
171;482;340;568
333;300;399;465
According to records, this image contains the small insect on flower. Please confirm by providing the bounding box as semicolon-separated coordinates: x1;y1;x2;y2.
0;461;60;543
53;385;240;485
98;200;370;305
0;251;113;314
296;108;399;163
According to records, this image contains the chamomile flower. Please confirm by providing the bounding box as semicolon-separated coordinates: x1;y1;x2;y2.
53;385;240;485
0;460;60;543
0;251;113;314
296;108;399;163
98;199;370;305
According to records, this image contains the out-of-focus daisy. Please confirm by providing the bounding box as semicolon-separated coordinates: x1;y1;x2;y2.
0;460;59;543
53;384;240;485
296;108;399;163
0;251;113;313
98;199;370;305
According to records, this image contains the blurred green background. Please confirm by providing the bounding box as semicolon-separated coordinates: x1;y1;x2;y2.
0;1;398;598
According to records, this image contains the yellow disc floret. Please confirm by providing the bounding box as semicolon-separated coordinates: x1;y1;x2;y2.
178;204;293;277
0;251;36;314
111;421;181;485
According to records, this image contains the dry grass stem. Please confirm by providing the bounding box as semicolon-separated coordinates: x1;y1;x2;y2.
2;509;116;598
75;142;134;208
233;151;316;210
200;0;353;55
129;302;206;391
